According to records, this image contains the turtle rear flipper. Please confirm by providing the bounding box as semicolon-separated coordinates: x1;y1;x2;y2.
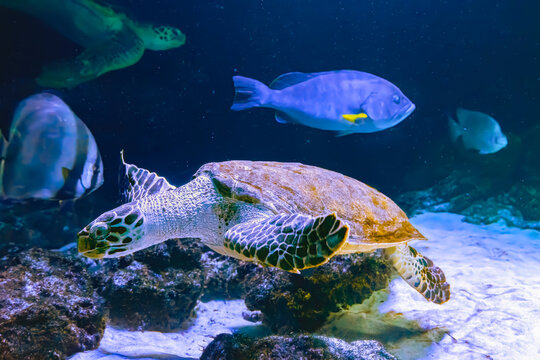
36;28;145;89
386;245;450;304
224;212;349;273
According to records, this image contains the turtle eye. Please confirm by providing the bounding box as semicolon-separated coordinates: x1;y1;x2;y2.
90;222;110;240
392;95;400;104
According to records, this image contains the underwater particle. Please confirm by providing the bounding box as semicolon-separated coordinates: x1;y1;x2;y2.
230;70;415;136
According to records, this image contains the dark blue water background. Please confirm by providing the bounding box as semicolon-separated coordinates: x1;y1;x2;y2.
0;0;538;211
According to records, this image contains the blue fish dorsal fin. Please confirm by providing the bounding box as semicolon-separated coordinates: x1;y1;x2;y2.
269;72;328;90
118;150;176;203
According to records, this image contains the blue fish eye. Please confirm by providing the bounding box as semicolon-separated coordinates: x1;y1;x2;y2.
392;95;400;104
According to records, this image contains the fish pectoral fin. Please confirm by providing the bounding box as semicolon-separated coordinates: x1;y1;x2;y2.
335;130;355;137
61;167;71;181
342;113;368;123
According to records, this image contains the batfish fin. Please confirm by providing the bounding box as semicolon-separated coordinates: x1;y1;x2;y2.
274;111;296;124
61;167;71;181
118;150;176;203
269;71;331;90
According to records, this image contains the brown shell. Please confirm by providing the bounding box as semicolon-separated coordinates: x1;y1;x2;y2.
194;161;426;250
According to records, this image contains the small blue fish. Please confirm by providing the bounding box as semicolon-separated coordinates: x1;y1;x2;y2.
231;70;415;136
448;107;508;154
0;93;103;200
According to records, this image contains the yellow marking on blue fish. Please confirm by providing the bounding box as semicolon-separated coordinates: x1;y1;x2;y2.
342;113;368;123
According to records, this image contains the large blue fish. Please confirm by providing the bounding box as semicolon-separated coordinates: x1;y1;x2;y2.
0;93;103;200
231;70;415;136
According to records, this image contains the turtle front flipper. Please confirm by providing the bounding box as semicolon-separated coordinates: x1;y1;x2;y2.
386;245;450;304
118;151;176;203
36;28;145;89
224;212;349;273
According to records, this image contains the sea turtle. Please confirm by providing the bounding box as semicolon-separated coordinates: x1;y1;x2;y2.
78;153;450;304
1;0;186;88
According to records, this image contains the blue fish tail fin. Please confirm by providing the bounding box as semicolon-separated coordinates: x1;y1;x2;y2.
231;76;271;111
448;112;462;142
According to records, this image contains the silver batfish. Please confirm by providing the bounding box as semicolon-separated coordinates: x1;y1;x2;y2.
231;70;415;136
0;93;103;200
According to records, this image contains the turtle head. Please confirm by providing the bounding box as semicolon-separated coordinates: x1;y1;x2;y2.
77;202;146;259
144;25;186;50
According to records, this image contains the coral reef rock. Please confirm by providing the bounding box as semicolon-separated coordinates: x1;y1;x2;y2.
90;238;205;331
398;129;540;230
244;252;392;332
0;248;106;360
200;333;396;360
398;170;540;230
200;249;263;300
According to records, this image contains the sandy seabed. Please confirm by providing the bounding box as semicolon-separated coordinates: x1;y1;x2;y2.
381;213;540;359
71;213;540;360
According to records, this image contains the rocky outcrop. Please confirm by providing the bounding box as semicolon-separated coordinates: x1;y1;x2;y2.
397;128;540;230
244;252;392;333
90;238;205;331
0;248;106;360
200;249;262;301
200;333;396;360
398;171;540;230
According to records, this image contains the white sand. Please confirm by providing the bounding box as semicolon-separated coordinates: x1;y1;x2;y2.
71;212;540;360
69;300;259;360
379;212;540;359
